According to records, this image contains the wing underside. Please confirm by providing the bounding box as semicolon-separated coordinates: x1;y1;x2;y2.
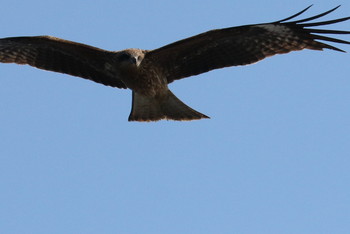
142;6;350;83
0;36;126;88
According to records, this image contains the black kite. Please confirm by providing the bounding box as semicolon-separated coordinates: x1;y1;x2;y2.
0;6;349;121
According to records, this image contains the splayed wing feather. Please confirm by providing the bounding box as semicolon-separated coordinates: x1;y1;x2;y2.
273;5;313;23
281;5;341;24
298;17;350;27
303;29;350;34
309;34;350;45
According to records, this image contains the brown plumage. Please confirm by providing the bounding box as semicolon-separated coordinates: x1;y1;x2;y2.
0;6;349;121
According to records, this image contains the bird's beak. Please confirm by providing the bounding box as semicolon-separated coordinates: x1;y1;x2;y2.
131;56;142;66
130;57;137;64
131;56;141;66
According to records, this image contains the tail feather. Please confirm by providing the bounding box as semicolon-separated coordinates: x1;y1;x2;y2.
128;90;209;122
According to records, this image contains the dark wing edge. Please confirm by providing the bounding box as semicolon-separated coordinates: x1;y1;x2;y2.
142;6;350;83
272;5;350;52
0;36;126;88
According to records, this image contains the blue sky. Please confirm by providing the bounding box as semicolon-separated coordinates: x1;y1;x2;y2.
1;1;350;233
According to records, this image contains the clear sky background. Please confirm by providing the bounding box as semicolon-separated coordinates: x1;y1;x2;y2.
1;1;350;233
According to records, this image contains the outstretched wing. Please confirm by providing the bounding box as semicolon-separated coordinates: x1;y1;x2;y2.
143;6;350;83
0;36;126;88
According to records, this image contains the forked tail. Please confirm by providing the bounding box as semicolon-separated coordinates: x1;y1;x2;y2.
128;90;209;122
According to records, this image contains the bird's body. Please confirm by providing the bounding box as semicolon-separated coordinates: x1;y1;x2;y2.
0;6;349;122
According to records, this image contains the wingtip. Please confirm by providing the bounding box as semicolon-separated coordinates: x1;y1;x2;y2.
274;5;313;23
307;4;314;9
274;5;346;24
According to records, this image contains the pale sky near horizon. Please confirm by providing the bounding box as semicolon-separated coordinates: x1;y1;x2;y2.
1;1;350;233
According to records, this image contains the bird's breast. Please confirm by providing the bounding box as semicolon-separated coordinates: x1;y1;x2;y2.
120;66;168;97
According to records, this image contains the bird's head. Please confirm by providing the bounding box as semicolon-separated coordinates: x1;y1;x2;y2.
116;49;144;67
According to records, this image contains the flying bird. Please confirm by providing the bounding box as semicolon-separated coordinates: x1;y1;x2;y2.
0;6;349;122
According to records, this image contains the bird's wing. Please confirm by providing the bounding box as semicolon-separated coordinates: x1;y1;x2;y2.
0;36;126;88
142;6;350;83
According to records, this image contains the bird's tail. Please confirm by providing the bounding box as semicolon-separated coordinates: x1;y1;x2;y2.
128;90;209;122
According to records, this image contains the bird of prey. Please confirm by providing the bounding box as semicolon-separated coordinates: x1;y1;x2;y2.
0;6;349;122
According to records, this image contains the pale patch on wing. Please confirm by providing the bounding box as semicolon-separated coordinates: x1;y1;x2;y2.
254;24;292;35
252;24;307;52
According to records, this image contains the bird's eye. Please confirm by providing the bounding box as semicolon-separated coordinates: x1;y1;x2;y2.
118;53;130;61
